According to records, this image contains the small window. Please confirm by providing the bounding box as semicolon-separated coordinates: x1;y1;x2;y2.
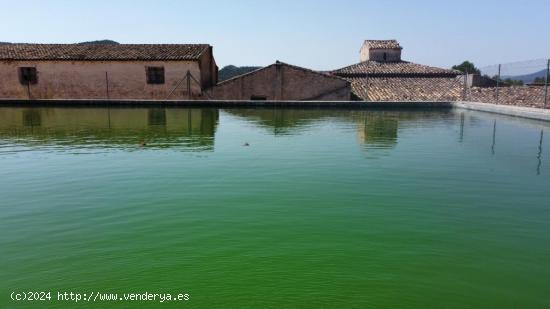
19;67;38;85
250;95;267;100
146;67;165;84
383;53;387;61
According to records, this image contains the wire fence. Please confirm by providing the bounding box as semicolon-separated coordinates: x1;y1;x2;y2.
463;59;550;108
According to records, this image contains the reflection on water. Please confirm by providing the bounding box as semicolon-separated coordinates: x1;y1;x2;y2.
537;130;544;175
0;107;548;175
226;108;458;151
0;107;219;151
1;106;550;308
356;112;398;149
148;109;167;126
491;119;497;156
23;109;42;127
456;111;548;176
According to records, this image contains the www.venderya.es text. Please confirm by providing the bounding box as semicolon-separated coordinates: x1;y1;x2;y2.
11;291;190;303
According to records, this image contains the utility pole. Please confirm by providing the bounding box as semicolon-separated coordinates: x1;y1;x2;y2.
495;64;501;104
544;59;549;109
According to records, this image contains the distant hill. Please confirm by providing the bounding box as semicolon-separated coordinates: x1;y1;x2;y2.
78;40;120;45
503;69;547;83
219;65;261;81
0;42;12;45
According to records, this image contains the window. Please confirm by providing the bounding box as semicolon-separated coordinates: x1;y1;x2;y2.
383;52;387;61
250;95;267;100
146;67;165;84
19;67;38;85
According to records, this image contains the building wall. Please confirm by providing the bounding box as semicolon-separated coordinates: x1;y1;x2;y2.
208;63;351;101
0;60;206;100
199;46;218;89
361;49;401;62
360;45;401;62
466;74;499;88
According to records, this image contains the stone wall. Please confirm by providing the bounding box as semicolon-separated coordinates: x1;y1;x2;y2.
363;49;402;62
0;60;208;100
199;46;218;89
468;86;548;108
359;45;402;62
208;62;351;101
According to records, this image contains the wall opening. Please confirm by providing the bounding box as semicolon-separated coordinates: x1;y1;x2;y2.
19;67;38;85
146;67;165;84
250;95;267;100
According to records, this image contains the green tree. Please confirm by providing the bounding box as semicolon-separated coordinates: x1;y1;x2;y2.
492;75;524;86
533;76;549;85
452;61;481;75
504;78;524;86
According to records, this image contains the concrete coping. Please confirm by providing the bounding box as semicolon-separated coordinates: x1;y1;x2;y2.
0;99;453;109
453;101;550;122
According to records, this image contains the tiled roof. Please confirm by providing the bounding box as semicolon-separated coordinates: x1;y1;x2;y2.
364;40;402;50
332;60;461;77
0;44;210;61
348;76;463;101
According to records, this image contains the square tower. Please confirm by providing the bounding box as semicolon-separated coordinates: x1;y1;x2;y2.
360;40;402;62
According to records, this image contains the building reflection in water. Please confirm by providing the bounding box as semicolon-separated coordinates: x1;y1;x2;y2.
225;108;404;150
22;109;42;127
355;112;398;149
0;107;219;151
225;109;333;135
148;108;167;126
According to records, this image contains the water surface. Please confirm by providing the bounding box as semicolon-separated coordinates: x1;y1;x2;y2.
1;107;549;308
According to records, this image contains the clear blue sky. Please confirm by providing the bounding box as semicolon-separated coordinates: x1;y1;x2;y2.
1;0;548;71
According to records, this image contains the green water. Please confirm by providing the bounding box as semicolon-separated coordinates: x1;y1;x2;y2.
1;107;549;308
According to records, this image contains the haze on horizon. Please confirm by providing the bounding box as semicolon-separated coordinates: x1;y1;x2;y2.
1;0;548;72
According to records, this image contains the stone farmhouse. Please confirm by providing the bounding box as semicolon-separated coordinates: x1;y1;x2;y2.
0;44;217;100
331;40;463;101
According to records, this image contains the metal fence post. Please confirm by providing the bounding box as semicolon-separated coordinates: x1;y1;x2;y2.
544;59;549;109
463;72;467;101
495;64;501;104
